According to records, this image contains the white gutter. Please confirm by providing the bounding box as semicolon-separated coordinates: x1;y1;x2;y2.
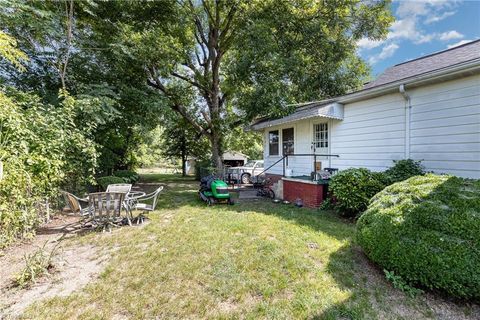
399;84;411;159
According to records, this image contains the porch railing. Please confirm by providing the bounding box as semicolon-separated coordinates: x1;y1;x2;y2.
255;153;340;181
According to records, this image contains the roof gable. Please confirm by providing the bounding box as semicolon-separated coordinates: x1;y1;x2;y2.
363;40;480;90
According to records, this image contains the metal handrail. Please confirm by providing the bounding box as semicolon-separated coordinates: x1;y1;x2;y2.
254;155;287;183
255;153;340;181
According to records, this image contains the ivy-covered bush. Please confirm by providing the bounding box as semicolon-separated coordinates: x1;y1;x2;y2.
329;168;387;217
384;159;425;184
114;170;139;184
357;174;480;300
96;176;125;191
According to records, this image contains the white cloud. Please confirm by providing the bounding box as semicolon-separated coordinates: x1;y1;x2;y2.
447;39;472;48
425;10;456;24
388;18;419;41
369;43;400;65
439;30;464;41
361;1;464;66
357;38;385;50
385;1;462;44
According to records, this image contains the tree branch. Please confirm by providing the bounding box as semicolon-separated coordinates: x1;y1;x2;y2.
171;71;207;91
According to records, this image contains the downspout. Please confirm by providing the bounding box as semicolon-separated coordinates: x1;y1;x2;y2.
399;84;411;159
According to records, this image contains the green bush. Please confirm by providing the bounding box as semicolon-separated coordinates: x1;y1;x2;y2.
96;176;125;191
357;174;480;300
114;170;139;184
0;89;97;248
384;159;425;184
329;168;387;217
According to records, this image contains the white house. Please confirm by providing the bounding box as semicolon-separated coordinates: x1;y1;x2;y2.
252;40;480;207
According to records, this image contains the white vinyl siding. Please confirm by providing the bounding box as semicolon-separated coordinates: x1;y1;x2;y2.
263;74;480;179
330;92;406;171
408;74;480;178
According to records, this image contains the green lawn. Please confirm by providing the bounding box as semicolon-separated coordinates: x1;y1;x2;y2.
22;174;470;319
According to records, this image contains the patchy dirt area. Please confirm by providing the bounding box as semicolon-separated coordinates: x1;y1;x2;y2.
351;247;480;320
0;215;110;319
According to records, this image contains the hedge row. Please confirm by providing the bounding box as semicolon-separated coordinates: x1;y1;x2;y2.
357;174;480;300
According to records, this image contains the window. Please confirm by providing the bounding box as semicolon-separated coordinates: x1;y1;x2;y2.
268;130;279;155
313;123;328;149
244;161;256;167
282;128;294;155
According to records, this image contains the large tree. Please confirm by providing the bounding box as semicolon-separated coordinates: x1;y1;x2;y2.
86;0;393;170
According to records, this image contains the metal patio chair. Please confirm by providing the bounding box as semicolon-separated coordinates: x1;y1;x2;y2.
133;186;164;223
61;191;90;216
88;192;125;232
60;190;92;228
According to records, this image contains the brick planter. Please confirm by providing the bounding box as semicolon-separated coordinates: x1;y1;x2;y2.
282;178;328;208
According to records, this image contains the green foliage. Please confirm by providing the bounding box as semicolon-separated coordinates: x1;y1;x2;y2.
114;170;139;184
384;270;423;298
229;0;394;119
82;0;393;168
384;159;425;184
318;198;334;211
160;115;210;175
224;127;263;160
357;174;480;300
329;168;387;217
14;241;58;288
0;30;28;71
96;176;125;191
0;89;97;248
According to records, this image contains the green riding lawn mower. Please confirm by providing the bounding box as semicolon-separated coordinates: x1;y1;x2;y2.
199;175;234;206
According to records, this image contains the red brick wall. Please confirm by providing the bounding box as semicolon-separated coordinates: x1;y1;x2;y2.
283;180;326;208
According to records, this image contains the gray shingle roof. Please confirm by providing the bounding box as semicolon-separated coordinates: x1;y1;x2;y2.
363;39;480;89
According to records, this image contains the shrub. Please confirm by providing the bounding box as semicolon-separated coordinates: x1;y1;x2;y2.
357;174;480;300
114;170;139;184
384;159;425;184
0;89;97;248
329;168;387;217
96;176;125;191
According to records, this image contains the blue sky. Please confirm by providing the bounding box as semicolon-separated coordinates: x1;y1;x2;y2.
358;0;480;76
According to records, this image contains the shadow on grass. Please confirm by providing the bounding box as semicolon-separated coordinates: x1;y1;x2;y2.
229;199;354;241
141;171;355;241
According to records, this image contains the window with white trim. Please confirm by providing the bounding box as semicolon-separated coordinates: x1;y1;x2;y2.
268;130;279;155
282;128;294;155
313;123;328;149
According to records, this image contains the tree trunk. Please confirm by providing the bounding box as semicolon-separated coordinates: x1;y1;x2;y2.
210;132;223;173
181;150;187;177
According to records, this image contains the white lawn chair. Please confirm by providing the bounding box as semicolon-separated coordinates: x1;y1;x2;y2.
134;186;164;223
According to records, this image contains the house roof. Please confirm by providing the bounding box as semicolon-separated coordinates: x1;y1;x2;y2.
363;39;480;89
251;101;344;130
223;150;248;161
251;40;480;130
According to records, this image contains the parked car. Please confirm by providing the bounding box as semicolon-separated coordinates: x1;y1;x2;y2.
227;160;264;184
